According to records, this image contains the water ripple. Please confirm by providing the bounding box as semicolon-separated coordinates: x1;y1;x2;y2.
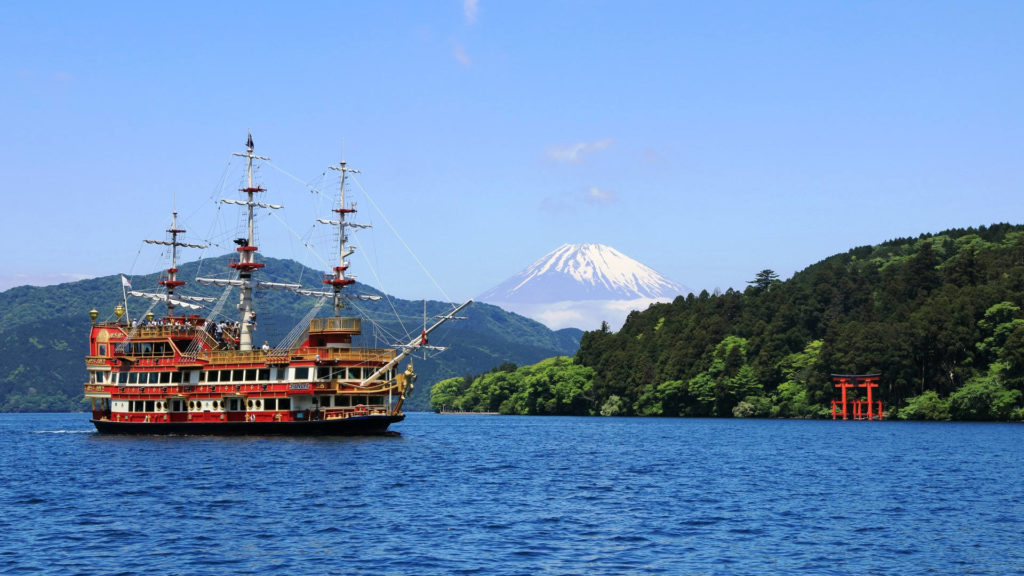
1;414;1023;574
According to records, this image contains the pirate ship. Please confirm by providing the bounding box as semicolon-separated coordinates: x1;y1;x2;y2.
83;135;469;434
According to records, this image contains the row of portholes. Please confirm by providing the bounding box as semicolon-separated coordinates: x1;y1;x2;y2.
189;400;223;411
247;399;263;410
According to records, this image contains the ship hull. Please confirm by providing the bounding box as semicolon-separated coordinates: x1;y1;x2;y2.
90;414;404;436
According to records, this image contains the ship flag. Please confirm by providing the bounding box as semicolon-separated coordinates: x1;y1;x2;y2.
121;275;132;289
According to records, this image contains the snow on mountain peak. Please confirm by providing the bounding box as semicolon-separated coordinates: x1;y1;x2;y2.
479;243;687;305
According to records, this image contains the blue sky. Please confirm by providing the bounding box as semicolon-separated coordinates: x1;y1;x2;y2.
2;1;1022;302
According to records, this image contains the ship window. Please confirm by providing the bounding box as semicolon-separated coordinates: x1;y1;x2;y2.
245;369;257;381
98;344;107;356
145;401;155;411
159;372;170;384
233;369;244;382
255;399;262;409
279;398;291;410
258;369;270;381
265;398;277;410
316;367;330;380
294;367;309;380
247;399;253;409
206;371;219;383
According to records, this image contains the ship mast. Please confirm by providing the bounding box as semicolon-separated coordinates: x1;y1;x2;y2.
229;133;274;351
143;211;207;318
321;152;368;315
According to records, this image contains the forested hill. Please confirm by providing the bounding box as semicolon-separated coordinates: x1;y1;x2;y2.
0;255;581;412
434;224;1024;421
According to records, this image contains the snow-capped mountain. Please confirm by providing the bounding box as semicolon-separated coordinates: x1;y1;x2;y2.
478;244;689;331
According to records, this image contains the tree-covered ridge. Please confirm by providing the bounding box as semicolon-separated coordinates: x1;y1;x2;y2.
436;224;1024;420
0;255;581;412
429;357;594;415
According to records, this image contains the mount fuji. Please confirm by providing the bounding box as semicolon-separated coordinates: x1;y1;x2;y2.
478;243;690;331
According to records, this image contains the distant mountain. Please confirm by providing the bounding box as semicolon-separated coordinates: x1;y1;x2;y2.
0;255;582;412
478;243;689;331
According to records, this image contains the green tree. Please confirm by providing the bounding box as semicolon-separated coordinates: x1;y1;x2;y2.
600;394;625;416
772;339;826;417
898;390;951;420
686;336;763;416
948;374;1021;421
748;269;781;292
429;377;469;412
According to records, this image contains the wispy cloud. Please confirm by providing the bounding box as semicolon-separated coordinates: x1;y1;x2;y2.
584;187;617;205
453;42;471;66
545;138;613;164
464;0;479;24
541;186;618;212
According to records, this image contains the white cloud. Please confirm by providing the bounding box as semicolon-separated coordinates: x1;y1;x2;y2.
493;298;675;331
545;138;613;163
464;0;479;24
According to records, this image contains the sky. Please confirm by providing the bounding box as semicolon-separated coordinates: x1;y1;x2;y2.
2;1;1022;303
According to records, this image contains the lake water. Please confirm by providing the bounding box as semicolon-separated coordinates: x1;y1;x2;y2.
1;413;1022;575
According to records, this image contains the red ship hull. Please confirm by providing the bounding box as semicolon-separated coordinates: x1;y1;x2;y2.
91;414;404;435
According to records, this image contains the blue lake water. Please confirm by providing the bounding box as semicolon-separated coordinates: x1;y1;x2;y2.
1;412;1022;575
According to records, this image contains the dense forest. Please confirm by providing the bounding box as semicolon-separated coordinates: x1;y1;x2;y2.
0;255;581;412
432;224;1024;421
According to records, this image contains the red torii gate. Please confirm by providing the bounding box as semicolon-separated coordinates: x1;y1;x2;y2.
831;374;883;420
